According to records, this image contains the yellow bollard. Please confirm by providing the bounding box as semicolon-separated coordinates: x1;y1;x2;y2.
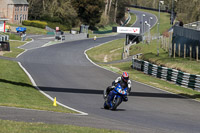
53;97;57;106
94;36;96;41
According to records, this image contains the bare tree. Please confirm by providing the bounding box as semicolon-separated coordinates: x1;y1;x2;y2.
108;0;112;15
105;0;109;15
113;0;118;22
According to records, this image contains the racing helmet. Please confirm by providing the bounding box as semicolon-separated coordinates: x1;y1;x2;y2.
121;72;129;83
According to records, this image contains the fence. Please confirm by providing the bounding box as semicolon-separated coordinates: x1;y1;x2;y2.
132;58;200;91
172;26;200;60
161;33;173;57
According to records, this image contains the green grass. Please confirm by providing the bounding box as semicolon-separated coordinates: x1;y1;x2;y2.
128;8;200;75
0;59;76;113
100;62;200;100
87;41;200;101
89;33;118;39
142;51;200;75
0;40;76;113
85;6;200;100
0;120;124;133
4;33;21;40
23;25;47;35
129;36;200;75
8;23;47;35
3;41;25;58
126;12;137;27
130;7;171;35
0;29;125;133
97;24;117;32
87;39;125;62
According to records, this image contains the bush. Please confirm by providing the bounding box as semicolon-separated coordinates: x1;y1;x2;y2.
47;22;71;31
22;20;47;29
22;20;71;31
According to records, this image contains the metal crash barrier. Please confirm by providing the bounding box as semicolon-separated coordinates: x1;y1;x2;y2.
55;31;65;42
0;35;10;51
132;58;200;91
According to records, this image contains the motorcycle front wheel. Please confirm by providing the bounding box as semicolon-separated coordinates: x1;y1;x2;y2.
111;96;122;110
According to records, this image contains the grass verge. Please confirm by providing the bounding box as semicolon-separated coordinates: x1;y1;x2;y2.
87;39;125;62
0;40;76;113
3;41;25;58
0;59;76;113
0;34;125;133
126;12;137;27
130;7;171;35
86;38;200;101
100;62;200;100
0;120;124;133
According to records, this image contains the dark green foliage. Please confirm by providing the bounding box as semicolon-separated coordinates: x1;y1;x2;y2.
47;22;71;31
71;0;104;28
27;0;78;28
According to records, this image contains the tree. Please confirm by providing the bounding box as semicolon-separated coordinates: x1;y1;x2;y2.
72;0;104;28
27;0;78;27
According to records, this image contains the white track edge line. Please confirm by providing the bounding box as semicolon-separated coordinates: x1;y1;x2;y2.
18;63;88;116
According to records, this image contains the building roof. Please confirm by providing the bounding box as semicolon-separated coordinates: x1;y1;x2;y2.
11;0;29;5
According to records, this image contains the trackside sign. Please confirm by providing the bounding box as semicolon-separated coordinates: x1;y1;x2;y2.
117;27;140;34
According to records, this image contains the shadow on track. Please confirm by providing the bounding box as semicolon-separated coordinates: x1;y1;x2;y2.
0;78;35;88
39;86;189;99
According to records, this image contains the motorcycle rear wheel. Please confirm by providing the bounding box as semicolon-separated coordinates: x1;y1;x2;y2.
104;101;109;109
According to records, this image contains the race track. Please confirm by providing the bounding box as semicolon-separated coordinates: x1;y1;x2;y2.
14;10;200;133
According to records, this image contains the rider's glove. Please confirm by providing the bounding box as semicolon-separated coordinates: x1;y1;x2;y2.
111;86;115;89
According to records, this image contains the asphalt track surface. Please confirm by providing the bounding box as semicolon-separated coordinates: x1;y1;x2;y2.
1;10;200;133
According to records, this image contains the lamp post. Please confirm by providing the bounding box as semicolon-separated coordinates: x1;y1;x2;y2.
145;21;151;44
142;14;146;43
149;17;153;29
142;14;146;34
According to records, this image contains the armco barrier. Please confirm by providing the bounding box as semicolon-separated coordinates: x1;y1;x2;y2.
0;34;10;51
132;58;200;91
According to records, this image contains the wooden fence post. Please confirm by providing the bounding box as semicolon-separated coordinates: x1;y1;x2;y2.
161;37;164;49
184;44;186;58
190;45;192;60
178;44;181;57
173;43;176;58
169;33;172;57
196;45;199;61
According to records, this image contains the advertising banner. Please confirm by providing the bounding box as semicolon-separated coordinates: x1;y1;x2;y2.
117;27;140;34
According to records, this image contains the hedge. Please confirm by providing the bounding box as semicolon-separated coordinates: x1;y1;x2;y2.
22;20;47;29
47;22;71;31
22;20;71;31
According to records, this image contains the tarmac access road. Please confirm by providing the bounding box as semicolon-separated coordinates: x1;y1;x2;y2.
1;10;200;133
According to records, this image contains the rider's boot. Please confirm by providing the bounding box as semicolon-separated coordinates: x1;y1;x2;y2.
103;90;107;99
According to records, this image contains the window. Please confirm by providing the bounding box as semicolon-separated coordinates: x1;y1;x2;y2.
17;15;18;20
15;15;16;20
25;15;26;20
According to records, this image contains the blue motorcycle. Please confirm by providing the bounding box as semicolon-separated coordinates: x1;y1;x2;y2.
104;83;128;110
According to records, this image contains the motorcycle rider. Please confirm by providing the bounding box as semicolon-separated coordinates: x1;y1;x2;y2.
104;72;131;101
